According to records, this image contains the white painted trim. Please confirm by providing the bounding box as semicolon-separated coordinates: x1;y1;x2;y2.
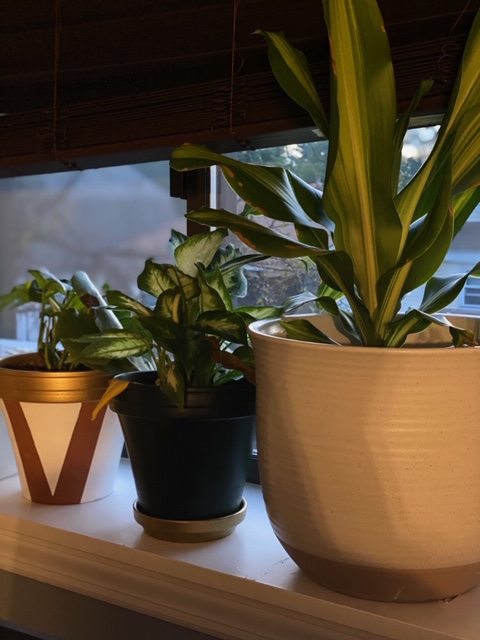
0;461;479;640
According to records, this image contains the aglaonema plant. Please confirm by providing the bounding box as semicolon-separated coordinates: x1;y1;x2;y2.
72;228;281;410
170;0;480;348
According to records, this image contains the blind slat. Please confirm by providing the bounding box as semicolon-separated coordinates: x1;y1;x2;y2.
1;0;478;177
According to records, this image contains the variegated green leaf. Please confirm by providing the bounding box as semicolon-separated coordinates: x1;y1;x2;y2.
0;281;38;310
255;29;329;136
451;105;480;194
395;132;454;229
420;261;480;314
400;107;480;230
392;79;434;195
296;224;330;250
174;228;227;277
157;360;185;410
385;311;476;348
204;268;233;310
441;7;480;145
197;267;229;312
217;251;268;275
374;154;454;334
402;157;453;264
322;0;403;313
283;291;320;313
138;259;176;297
397;9;480;226
314;251;381;345
92;378;131;420
216;251;266;298
172;144;332;229
58;309;132;374
29;268;70;295
194;310;248;345
177;334;214;385
453;185;480;237
316;281;344;300
164;266;200;302
235;305;283;320
329;305;362;344
71;330;151;363
400;165;454;295
384;310;436;347
139;315;186;352
106;290;152;317
72;271;125;332
279;318;340;345
169;229;189;252
316;296;341;316
448;324;478;347
154;289;183;322
187;208;325;258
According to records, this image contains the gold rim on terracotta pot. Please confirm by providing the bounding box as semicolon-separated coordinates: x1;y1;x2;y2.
0;353;111;403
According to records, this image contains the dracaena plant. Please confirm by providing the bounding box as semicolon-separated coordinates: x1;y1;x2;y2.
73;228;280;409
0;268;134;372
170;0;480;348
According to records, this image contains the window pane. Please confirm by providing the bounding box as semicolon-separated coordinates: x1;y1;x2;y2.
213;143;328;309
215;127;480;316
0;162;186;339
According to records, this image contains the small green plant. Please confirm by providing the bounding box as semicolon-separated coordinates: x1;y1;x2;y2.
74;229;281;409
0;269;133;372
171;0;480;348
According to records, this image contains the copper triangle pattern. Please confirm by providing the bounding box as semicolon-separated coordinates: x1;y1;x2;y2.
3;400;107;504
3;399;52;502
53;403;107;504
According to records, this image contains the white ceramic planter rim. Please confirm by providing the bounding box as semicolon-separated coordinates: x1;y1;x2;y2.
248;313;480;351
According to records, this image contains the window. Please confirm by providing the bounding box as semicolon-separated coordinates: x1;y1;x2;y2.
0;161;186;340
1;125;479;487
213;126;480;316
465;277;480;307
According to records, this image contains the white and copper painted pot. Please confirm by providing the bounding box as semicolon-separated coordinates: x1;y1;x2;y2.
0;354;124;505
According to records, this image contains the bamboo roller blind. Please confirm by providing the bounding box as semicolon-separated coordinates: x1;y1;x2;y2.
1;0;479;177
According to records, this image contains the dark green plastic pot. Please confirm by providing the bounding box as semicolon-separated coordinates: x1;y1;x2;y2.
110;372;255;521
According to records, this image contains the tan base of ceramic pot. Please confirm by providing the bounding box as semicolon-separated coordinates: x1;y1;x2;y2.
281;541;480;602
0;354;124;504
249;315;480;603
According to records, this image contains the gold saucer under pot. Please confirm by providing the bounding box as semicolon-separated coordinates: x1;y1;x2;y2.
133;498;247;543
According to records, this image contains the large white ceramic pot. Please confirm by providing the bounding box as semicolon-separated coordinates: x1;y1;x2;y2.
248;315;480;602
0;354;124;505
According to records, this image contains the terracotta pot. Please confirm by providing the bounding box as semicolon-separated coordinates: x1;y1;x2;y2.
0;354;124;505
110;372;255;541
248;315;480;602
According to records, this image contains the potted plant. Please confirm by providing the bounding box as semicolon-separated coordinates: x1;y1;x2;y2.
77;228;280;541
170;1;480;600
0;269;133;504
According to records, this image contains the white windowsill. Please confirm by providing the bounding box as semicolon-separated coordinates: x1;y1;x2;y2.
0;460;479;640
